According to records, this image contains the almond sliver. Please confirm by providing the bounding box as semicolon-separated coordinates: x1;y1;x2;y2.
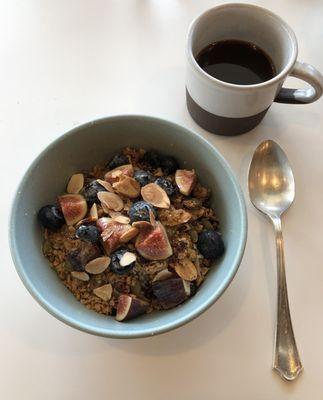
85;256;111;274
93;284;113;301
89;203;98;220
119;227;139;243
174;258;197;281
67;173;84;194
97;179;114;192
71;271;90;281
114;215;130;224
119;252;136;267
98;191;124;212
141;183;170;209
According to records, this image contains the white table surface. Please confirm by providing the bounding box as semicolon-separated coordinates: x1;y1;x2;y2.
1;1;323;399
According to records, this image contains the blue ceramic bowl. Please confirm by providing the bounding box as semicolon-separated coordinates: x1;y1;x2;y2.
9;115;247;338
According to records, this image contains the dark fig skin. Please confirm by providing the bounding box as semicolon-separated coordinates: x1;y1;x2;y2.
116;294;149;321
152;276;190;309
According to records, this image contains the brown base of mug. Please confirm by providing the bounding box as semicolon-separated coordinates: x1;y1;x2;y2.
186;89;269;136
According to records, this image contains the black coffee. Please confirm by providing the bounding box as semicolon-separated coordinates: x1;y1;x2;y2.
196;39;276;85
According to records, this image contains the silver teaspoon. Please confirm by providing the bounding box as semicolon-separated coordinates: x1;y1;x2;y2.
248;140;303;381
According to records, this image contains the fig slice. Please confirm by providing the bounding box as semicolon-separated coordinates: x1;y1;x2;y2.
112;175;140;198
85;256;111;274
96;217;112;232
175;169;197;196
135;221;172;260
58;194;87;225
98;191;124;212
93;284;113;301
66;173;84;194
116;294;149;321
104;164;134;184
152;276;191;309
141;183;170;208
101;220;132;254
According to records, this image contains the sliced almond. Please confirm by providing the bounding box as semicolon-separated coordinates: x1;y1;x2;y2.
112;175;140;199
132;221;152;230
71;271;90;281
149;209;156;226
93;284;113;301
108;210;122;218
90;203;98;220
67;173;84;194
75;216;97;227
104;164;134;183
153;269;174;282
119;226;139;243
97;179;114;192
119;252;137;267
174;258;197;281
114;215;130;224
98;191;124;212
141;183;170;209
85;256;111;274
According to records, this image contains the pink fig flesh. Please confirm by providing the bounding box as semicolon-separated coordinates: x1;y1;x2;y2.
96;217;112;232
101;220;131;254
58;194;87;225
116;294;149;321
135;222;172;261
175;169;197;196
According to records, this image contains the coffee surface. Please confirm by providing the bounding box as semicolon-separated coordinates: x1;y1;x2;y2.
196;39;276;85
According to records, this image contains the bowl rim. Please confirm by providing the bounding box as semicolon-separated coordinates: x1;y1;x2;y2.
9;114;247;338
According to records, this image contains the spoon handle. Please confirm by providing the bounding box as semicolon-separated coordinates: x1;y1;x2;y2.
271;216;303;381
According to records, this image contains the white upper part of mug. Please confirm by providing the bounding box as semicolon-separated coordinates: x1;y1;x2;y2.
186;3;298;118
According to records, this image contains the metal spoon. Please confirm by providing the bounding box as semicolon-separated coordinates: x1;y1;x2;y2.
248;140;303;381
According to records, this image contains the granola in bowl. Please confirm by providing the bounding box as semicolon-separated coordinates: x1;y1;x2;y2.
38;147;225;322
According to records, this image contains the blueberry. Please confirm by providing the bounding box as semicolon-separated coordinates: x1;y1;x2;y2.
83;180;106;204
38;205;64;231
134;170;155;186
155;177;176;196
110;249;136;275
129;201;157;223
143;151;179;174
197;230;225;260
160;155;179;175
107;153;129;170
76;224;100;243
142;150;162;168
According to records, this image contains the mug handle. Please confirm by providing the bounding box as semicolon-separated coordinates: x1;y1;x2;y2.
275;61;323;104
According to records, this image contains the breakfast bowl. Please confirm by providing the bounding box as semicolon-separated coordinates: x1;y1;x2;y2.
9;115;247;338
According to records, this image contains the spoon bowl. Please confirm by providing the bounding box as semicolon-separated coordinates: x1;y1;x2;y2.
248;140;295;218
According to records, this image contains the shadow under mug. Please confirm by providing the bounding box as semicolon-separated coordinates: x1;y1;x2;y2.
186;3;323;136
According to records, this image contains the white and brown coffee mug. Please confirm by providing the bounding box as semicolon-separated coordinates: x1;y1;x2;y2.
186;3;323;136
